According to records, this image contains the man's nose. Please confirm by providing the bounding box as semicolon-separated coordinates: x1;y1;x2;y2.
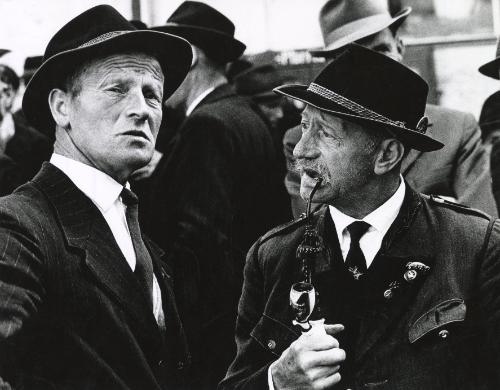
293;129;319;160
126;89;150;122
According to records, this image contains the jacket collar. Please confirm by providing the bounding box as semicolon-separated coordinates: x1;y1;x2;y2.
189;83;237;113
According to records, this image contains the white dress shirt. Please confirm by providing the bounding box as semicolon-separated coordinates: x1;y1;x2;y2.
267;178;406;389
50;154;164;326
329;177;406;268
185;86;216;116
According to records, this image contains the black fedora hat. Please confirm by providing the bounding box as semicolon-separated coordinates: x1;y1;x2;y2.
22;5;192;134
310;0;411;57
152;1;245;64
275;44;443;152
479;38;500;79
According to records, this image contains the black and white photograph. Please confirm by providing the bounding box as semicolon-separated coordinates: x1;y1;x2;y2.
0;0;499;389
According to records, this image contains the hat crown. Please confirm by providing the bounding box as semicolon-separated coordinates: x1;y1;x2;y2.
167;1;235;37
313;45;428;129
319;0;393;44
234;64;285;96
43;5;135;62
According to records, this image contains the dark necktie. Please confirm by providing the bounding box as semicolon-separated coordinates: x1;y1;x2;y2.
345;221;371;280
121;188;154;309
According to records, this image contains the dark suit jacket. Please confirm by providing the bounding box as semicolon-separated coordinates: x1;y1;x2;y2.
284;104;498;217
6;112;52;185
0;163;190;390
0;154;21;196
220;186;500;389
145;84;291;389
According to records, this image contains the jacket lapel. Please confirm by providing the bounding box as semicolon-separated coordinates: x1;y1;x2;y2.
33;163;163;345
354;187;434;364
145;236;191;365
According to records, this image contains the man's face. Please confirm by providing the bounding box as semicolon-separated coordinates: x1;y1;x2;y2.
257;98;285;128
356;27;403;62
293;105;378;206
0;80;16;120
64;53;164;182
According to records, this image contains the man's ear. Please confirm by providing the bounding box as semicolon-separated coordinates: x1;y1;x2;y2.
373;138;405;175
396;35;405;58
48;88;71;129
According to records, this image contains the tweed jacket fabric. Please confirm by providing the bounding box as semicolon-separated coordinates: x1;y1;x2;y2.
145;84;291;389
0;163;190;390
220;186;500;390
283;104;498;218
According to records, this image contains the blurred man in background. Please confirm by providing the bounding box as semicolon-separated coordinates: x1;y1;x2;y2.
0;64;51;190
147;2;291;388
284;0;498;218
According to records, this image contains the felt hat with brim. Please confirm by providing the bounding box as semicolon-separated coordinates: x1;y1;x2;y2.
275;44;443;152
234;64;287;101
22;4;192;134
151;1;245;64
310;0;411;57
479;38;500;79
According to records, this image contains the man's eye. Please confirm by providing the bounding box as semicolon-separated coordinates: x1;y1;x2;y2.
107;86;124;93
301;122;309;132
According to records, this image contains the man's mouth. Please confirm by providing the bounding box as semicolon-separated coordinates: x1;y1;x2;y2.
122;130;149;140
302;168;321;179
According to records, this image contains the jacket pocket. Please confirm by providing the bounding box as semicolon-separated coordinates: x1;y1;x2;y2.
250;314;300;357
409;298;466;343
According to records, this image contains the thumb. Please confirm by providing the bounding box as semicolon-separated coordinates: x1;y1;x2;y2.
324;324;344;336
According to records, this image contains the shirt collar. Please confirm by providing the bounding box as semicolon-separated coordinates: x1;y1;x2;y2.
329;176;406;238
50;153;125;212
185;86;216;116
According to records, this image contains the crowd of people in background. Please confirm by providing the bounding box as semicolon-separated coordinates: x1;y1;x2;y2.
1;0;500;389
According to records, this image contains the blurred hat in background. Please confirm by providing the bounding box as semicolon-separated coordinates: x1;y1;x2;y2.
234;64;287;101
310;0;411;57
479;38;500;79
151;1;246;64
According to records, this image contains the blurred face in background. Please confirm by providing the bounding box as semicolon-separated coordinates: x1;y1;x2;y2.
0;80;16;121
256;97;285;128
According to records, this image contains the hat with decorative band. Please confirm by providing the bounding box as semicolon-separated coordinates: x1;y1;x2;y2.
275;44;443;152
22;5;192;135
310;0;411;57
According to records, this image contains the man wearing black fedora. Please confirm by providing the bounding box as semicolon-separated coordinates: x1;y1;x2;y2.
283;0;498;219
0;5;194;390
221;45;500;390
147;2;290;388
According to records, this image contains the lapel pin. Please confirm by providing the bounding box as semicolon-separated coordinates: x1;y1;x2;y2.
404;261;430;282
383;281;401;300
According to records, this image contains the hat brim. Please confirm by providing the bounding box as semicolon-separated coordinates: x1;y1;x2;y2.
275;84;443;152
479;57;500;79
22;30;192;137
310;7;411;57
151;23;245;63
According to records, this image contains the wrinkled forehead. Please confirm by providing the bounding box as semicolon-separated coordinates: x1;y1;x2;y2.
79;52;164;83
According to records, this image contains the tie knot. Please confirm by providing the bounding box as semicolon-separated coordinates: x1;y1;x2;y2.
120;187;138;206
346;221;370;242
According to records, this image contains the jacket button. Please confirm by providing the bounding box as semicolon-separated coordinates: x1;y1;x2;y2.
267;339;276;350
158;359;165;367
177;361;185;370
383;289;393;299
438;329;449;339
